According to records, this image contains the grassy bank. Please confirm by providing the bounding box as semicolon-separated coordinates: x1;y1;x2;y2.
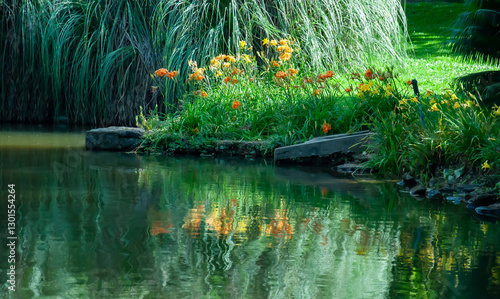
1;0;408;126
139;1;500;182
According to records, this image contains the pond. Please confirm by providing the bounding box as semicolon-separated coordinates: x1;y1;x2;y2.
0;127;499;298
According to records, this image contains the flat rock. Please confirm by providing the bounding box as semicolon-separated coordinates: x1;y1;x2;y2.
274;131;373;163
426;189;443;200
445;196;463;205
466;194;500;210
457;184;480;193
398;172;417;188
475;203;500;217
410;185;426;197
86;126;144;151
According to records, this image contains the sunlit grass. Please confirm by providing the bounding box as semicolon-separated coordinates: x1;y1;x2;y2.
402;2;499;92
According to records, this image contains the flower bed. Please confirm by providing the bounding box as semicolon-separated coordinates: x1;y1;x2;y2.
139;38;500;181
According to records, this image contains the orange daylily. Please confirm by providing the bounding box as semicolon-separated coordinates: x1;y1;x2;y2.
232;100;241;109
276;71;287;79
279;53;291;61
224;76;238;84
322;121;331;134
364;69;373;80
155;68;169;77
189;73;204;81
168;70;178;78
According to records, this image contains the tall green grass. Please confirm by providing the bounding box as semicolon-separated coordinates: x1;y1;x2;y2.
1;0;409;126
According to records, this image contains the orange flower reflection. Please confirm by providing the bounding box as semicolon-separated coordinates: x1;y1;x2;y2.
150;220;174;236
266;209;293;239
205;208;234;237
182;205;205;237
148;209;174;236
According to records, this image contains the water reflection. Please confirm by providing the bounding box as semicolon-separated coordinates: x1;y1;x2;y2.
0;132;499;298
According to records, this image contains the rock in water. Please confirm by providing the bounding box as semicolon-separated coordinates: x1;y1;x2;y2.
402;172;418;188
466;194;500;210
410;185;426;197
86;126;145;151
426;189;443;200
475;203;500;218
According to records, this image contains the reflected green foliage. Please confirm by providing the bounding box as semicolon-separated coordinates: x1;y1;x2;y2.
1;132;500;298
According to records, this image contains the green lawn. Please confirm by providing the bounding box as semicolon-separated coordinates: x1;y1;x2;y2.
400;1;498;92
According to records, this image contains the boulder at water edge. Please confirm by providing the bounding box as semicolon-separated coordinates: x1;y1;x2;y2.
475;203;500;218
86;126;144;151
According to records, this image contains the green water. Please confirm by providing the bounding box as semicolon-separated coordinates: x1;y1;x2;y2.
1;128;499;298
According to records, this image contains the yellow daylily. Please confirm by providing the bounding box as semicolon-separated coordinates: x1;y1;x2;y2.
482;161;491;170
453;102;461;109
262;38;269;46
430;103;439;112
492;104;500;116
360;84;370;92
243;54;252;63
239;41;246;49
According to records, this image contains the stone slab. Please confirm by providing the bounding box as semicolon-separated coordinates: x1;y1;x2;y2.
86;126;145;151
274;131;373;163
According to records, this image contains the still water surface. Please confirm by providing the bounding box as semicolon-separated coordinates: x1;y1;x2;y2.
0;128;499;298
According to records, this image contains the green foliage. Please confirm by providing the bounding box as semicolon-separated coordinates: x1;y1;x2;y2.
367;90;500;175
446;0;500;62
1;0;158;125
141;49;407;155
1;0;409;125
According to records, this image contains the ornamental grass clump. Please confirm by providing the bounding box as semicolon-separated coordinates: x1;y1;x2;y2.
1;0;408;125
